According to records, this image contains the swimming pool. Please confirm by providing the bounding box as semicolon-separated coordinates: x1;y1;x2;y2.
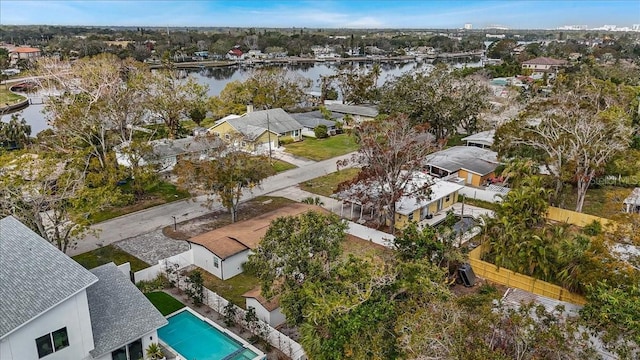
158;308;264;360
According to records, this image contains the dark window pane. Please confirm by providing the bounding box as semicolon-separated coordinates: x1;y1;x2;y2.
128;339;143;360
111;346;127;360
35;334;53;358
52;328;69;351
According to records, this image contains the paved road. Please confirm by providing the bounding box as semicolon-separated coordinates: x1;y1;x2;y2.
70;152;356;255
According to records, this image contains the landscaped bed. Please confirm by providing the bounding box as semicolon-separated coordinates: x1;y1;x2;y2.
284;134;359;161
73;244;150;272
145;291;186;316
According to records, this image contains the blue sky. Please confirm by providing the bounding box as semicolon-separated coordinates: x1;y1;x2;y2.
0;1;638;29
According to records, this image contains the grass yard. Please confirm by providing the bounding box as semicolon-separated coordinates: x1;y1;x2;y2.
558;186;633;219
89;180;190;223
341;234;393;259
196;270;261;309
271;159;297;173
300;168;360;197
145;291;185;316
73;245;150;272
0;88;26;107
284;134;359;161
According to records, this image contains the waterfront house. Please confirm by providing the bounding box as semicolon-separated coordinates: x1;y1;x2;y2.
208;107;303;154
0;216;167;360
325;104;378;125
290;110;340;137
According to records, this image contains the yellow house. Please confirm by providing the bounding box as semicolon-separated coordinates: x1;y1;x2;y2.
424;146;500;187
394;175;464;229
208;108;303;154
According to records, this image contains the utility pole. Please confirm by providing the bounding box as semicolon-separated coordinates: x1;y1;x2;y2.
266;112;272;164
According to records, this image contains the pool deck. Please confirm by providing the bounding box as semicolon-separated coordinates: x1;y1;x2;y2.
159;307;265;360
160;289;285;359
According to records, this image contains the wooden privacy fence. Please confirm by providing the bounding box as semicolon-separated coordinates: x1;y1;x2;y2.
546;206;616;230
469;244;586;305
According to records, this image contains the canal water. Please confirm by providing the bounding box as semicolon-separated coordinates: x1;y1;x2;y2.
3;60;482;134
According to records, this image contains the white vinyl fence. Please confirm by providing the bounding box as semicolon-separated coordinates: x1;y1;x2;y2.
459;186;509;203
133;250;307;360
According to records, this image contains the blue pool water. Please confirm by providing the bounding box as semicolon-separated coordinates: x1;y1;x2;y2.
158;310;259;360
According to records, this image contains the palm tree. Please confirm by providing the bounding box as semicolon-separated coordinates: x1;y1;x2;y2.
0;114;31;149
145;343;164;360
302;196;325;206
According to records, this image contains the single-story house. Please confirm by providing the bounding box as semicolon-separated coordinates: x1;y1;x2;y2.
394;173;464;229
290;110;340;137
461;130;495;149
325;104;378;125
186;203;326;280
242;287;286;328
624;188;640;214
208;108;303;154
0;216;167;360
423;146;500;187
114;135;224;172
521;57;568;74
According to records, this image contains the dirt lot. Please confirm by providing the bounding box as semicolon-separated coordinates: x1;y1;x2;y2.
163;196;296;240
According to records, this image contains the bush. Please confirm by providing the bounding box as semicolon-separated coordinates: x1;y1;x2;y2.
279;137;295;146
314;124;329;138
136;274;169;293
583;220;603;236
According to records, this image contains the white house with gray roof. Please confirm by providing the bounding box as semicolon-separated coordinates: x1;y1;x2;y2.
114;136;223;172
0;216;167;360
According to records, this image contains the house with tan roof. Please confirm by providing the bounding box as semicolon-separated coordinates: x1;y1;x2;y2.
242;287;286;327
521;57;568;74
186;203;327;280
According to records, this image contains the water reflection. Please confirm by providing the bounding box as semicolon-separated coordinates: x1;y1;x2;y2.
10;60;481;134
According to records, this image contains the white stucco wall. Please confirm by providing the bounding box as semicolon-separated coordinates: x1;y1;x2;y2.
191;244;248;280
0;290;95;360
221;252;248;280
192;243;223;279
246;299;286;328
92;330;159;360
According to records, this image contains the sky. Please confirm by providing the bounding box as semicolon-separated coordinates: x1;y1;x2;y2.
0;1;638;29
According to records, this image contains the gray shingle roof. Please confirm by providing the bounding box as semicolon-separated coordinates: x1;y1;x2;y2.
151;136;223;158
290;111;337;129
325;104;379;117
424;146;499;176
461;130;495;147
87;263;168;358
0;216;98;339
227;108;303;139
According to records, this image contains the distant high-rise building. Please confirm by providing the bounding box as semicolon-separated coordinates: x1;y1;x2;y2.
464;23;472;30
633;24;640;31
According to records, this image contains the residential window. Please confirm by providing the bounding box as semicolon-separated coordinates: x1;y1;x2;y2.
241;141;247;147
36;327;69;358
446;195;451;202
213;256;219;268
111;338;143;360
213;131;220;137
224;133;230;140
408;212;414;222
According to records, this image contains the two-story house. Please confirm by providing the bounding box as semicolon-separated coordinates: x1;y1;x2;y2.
0;216;167;360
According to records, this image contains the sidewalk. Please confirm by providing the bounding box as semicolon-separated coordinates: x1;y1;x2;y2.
271;148;316;167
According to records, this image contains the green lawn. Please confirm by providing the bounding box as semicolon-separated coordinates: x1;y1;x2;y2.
271;159;297;173
300;168;360;197
72;245;150;272
197;270;261;308
90;180;190;223
284;134;359;161
558;186;632;219
145;291;185;316
0;88;26;107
